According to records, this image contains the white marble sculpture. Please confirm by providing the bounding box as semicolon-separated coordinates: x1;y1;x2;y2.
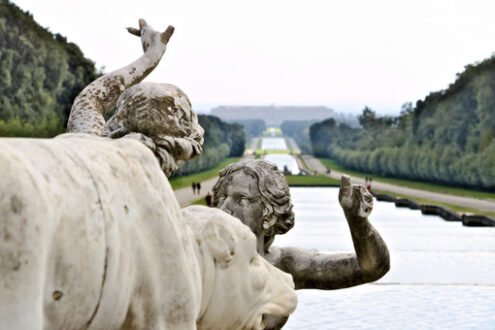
67;19;204;177
67;19;174;136
0;20;298;329
106;82;204;177
0;134;296;329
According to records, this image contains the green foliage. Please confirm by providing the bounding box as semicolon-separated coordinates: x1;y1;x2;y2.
280;120;317;153
0;2;242;180
254;149;291;155
358;106;395;129
227;119;265;140
169;157;240;190
309;118;337;157
310;55;495;190
0;1;99;137
256;138;262;149
172;115;245;177
262;127;282;136
285;174;340;186
319;158;495;200
187;197;207;206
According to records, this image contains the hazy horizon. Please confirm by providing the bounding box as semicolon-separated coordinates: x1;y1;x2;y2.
12;0;495;116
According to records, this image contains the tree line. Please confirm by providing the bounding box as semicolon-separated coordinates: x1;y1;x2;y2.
0;1;245;177
280;115;359;154
0;0;99;137
225;119;265;141
280;120;317;154
310;56;495;190
172;115;245;177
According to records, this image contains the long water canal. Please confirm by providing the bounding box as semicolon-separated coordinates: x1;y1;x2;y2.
275;187;495;329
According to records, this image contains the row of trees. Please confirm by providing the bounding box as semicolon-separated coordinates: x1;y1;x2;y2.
280;114;360;154
280;120;317;153
225;119;265;141
0;2;245;178
310;56;495;190
0;0;99;137
172;115;245;176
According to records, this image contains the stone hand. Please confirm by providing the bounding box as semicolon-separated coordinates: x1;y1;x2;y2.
126;19;175;47
338;175;373;219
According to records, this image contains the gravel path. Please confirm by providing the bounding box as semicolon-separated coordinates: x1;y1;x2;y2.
173;155;250;206
303;155;495;213
286;137;301;153
174;139;495;212
174;176;218;206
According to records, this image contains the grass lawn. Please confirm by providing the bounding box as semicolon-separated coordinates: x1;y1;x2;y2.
319;158;495;201
187;197;207;207
262;127;283;136
374;189;495;217
169;157;240;190
296;155;309;171
285;174;340;186
255;149;291;154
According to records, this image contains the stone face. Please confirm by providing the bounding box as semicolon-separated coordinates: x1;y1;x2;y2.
183;206;297;329
211;161;390;328
67;20;202;178
105;82;204;177
106;82;198;139
212;159;295;254
212;160;390;291
1;18;297;330
0;135;297;329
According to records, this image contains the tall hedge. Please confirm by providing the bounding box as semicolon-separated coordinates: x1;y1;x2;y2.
0;0;98;137
310;57;495;190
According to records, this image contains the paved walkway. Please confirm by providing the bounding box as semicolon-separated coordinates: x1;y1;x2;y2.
244;137;259;155
286;137;301;153
174;177;219;206
174;155;251;206
174;138;495;212
303;155;495;213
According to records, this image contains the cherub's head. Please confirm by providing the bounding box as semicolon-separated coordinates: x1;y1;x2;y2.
212;159;295;253
106;82;204;177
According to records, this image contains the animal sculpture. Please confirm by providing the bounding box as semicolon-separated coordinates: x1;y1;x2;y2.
0;134;297;329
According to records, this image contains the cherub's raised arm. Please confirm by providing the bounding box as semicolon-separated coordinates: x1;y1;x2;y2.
266;176;390;290
67;19;174;135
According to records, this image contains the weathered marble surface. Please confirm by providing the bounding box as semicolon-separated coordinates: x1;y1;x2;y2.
106;82;204;177
67;19;174;136
183;206;297;329
0;135;297;329
0;18;299;329
213;159;389;328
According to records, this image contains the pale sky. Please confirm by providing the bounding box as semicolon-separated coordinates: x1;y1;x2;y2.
12;0;495;114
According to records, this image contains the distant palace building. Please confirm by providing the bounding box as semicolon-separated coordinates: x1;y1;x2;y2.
211;105;334;127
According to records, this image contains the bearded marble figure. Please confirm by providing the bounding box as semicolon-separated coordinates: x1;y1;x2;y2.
0;20;298;330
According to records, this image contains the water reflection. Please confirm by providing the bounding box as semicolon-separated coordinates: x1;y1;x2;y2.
275;187;495;329
261;137;287;150
264;154;300;175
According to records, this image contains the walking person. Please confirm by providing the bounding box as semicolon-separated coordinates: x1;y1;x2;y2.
205;191;212;207
192;182;196;195
196;182;201;195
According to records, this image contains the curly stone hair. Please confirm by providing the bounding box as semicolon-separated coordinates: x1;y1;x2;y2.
212;159;295;253
105;82;204;177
